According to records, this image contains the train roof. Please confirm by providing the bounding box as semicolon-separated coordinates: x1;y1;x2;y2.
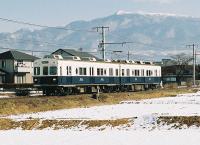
43;49;159;66
40;55;159;66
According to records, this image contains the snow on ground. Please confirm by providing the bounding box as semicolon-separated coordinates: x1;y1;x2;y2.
0;95;11;98
1;92;200;145
7;91;200;120
1;130;200;145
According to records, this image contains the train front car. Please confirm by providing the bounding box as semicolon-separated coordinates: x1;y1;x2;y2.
33;55;60;95
33;55;162;96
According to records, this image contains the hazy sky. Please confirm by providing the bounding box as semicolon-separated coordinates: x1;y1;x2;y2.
0;0;199;32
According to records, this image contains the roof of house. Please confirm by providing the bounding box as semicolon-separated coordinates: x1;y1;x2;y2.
0;50;39;60
52;49;100;60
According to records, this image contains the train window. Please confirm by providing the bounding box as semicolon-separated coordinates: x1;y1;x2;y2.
141;69;144;76
97;68;104;76
92;68;94;76
60;67;62;76
43;66;48;75
50;66;57;75
69;66;72;75
126;69;130;76
97;68;100;76
135;70;140;76
146;70;153;76
66;66;72;75
109;68;113;76
66;66;69;75
76;68;78;75
90;67;94;76
146;70;149;76
83;68;86;75
34;67;40;75
154;70;158;76
101;69;103;75
79;68;82;75
132;70;135;76
115;69;119;76
104;69;107;75
150;70;153;76
79;67;87;75
122;69;125;76
34;67;36;75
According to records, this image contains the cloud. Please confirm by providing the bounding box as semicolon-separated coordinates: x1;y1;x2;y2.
129;0;177;4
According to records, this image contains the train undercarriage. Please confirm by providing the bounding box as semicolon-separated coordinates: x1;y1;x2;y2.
41;84;159;96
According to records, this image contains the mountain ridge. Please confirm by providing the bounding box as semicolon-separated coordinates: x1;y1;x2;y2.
0;12;200;60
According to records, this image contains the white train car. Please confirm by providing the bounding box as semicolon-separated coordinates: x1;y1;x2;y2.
33;55;161;95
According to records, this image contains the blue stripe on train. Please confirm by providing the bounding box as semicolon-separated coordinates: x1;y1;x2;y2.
57;76;161;85
34;76;161;85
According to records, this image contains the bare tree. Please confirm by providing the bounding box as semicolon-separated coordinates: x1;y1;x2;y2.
170;53;193;84
170;53;193;65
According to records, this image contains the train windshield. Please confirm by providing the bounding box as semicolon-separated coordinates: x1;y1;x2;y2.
50;66;57;75
34;67;40;75
43;66;48;75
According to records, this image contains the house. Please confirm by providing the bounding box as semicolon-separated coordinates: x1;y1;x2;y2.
0;69;6;84
52;48;100;61
162;65;200;85
0;50;38;84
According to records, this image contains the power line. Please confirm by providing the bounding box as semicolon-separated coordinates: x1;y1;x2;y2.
0;46;51;53
0;37;70;48
0;17;96;33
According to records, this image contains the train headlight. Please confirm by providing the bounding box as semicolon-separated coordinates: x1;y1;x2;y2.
34;78;38;82
53;78;57;81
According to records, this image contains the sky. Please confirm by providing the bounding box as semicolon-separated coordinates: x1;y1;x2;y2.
0;0;199;32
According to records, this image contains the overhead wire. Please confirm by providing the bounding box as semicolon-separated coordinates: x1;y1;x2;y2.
0;17;96;33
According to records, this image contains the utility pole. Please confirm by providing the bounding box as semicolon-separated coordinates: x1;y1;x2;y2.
187;44;198;86
128;51;130;60
94;26;109;61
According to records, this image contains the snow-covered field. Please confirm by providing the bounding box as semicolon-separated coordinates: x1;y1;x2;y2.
1;130;200;145
7;91;200;120
1;91;200;145
0;95;11;98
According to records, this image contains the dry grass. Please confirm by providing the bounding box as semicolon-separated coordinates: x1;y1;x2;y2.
0;88;196;116
2;116;200;130
158;116;200;128
0;118;131;130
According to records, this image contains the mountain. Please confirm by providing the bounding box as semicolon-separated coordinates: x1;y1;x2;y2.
1;11;200;60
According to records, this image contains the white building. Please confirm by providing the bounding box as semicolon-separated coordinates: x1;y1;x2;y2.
0;50;38;84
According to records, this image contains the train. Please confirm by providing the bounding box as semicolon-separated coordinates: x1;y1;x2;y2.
33;54;162;95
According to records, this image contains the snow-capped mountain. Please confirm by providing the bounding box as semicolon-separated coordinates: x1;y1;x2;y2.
1;11;200;60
